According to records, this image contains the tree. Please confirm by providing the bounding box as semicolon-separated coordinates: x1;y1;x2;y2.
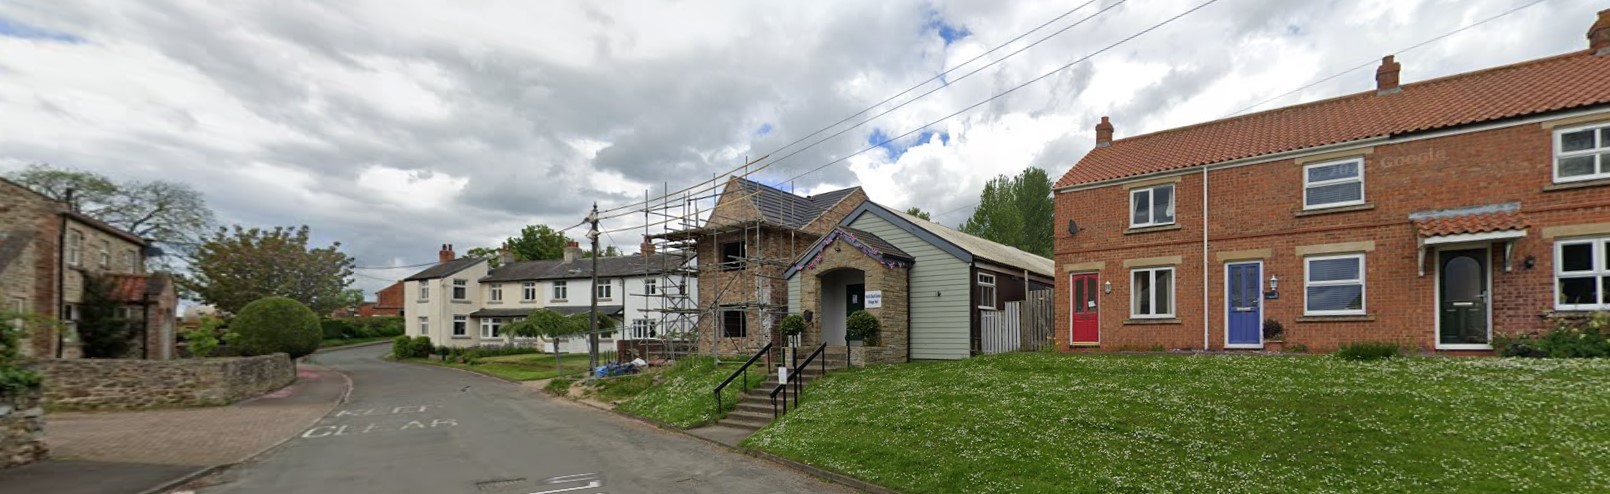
904;207;932;221
77;273;136;358
183;225;356;315
581;245;622;258
465;224;574;267
231;296;322;359
960;167;1053;258
7;164;216;266
506;309;587;371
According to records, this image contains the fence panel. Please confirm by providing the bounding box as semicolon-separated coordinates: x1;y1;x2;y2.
981;305;1021;355
1019;290;1054;351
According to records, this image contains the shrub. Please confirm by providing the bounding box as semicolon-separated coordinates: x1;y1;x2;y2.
321;319;352;340
847;310;881;346
410;337;434;359
1334;341;1401;361
778;314;805;339
1496;312;1610;358
462;344;542;359
183;315;227;358
391;335;413;359
1263;319;1285;341
231;296;322;359
368;316;405;337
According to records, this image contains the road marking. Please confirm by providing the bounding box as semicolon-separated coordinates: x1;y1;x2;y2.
300;418;458;438
333;405;433;417
528;473;603;494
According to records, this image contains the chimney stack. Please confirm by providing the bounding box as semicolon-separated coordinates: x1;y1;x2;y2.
641;237;656;256
438;243;455;263
1376;55;1402;95
1591;9;1610;55
563;240;582;263
497;242;516;266
1095;116;1113;147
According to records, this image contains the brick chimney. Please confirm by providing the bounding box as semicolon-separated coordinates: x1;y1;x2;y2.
641;237;656;255
1591;9;1610;55
1095;116;1113;148
497;242;516;266
563;240;582;263
437;244;455;263
1376;55;1402;95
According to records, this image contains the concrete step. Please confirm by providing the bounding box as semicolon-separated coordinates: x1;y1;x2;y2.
735;401;777;414
720;414;771;429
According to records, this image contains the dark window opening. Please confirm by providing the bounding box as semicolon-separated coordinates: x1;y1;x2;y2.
722;309;747;338
721;241;745;271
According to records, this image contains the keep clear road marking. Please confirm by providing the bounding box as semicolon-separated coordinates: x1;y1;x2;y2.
300;404;460;439
529;473;604;494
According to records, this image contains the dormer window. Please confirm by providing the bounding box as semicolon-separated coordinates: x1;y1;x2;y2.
1130;184;1175;228
1555;123;1610;182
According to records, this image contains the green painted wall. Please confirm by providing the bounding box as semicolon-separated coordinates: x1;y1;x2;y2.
848;214;971;360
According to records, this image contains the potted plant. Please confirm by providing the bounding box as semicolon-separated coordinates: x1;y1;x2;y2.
778;314;805;348
847;310;880;347
1262;319;1286;352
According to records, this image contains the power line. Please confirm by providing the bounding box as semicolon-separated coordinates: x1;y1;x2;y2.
1225;0;1547;117
352;261;439;270
594;0;1116;222
601;0;1224;235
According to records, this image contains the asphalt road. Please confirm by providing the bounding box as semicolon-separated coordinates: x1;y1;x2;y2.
189;344;847;494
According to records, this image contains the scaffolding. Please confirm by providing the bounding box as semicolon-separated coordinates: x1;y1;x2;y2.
631;167;806;359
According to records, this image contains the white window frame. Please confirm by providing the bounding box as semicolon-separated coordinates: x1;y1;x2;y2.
1555;237;1610;311
418;282;429;302
976;273;997;310
418;316;429;335
1129;266;1176;319
67;230;83;266
489;284;503;303
630;318;658;339
596;279;612;300
1128;184;1176;228
1302;157;1366;210
124;250;139;273
451;279;468;301
1553;122;1610;183
645;278;658;296
479;318;503;339
1304;253;1367;316
522;281;537;301
552;281;568;301
452;315;467;337
98;240;111;268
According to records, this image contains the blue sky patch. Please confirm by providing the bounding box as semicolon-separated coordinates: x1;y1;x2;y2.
0;17;83;43
869;128;949;161
925;12;969;45
755;122;773;137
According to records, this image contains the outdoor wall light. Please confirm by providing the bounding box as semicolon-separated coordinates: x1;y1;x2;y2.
1269;275;1279;291
1103;281;1112;294
803;310;813;322
1524;255;1536;270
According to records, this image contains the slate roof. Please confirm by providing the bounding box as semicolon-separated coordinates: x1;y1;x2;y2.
786;202;1055;279
1056;50;1610;188
403;257;486;281
729;177;862;229
469;306;624;318
480;253;689;282
0;230;35;277
838;227;914;261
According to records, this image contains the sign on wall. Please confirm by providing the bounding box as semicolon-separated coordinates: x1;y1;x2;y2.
865;290;883;309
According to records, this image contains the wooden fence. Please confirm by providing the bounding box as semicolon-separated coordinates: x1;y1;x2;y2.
980;290;1054;355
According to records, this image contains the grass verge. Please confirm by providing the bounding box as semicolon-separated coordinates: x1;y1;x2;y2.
743;353;1610;493
615;356;768;428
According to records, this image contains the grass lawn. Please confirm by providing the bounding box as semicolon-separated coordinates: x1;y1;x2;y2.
405;353;596;381
615;356;768;428
743;353;1610;493
319;336;395;349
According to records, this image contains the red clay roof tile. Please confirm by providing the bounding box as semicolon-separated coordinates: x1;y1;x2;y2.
1056;50;1610;188
1413;210;1530;238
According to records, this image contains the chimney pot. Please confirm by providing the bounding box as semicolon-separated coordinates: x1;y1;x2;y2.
1376;55;1402;95
563;241;582;263
1591;9;1610;54
1095;116;1114;147
438;243;455;264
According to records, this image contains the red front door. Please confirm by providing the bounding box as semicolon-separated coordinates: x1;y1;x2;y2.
1070;273;1099;345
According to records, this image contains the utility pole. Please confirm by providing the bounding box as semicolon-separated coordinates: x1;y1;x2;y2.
587;203;601;370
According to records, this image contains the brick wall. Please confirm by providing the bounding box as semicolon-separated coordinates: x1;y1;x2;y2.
0;179;62;358
31;353;295;411
1054;115;1610;354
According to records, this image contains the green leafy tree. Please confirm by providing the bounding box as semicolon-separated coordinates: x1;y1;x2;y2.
183;315;228;358
231;296;322;359
7;164;216;267
77;273;135;358
183;225;356;315
466;225;574;267
904;207;933;221
582;245;622;258
960;167;1053;257
507;309;588;371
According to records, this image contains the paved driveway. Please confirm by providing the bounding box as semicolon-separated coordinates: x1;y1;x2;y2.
189;345;847;494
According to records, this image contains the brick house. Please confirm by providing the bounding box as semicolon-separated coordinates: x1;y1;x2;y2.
1052;11;1610;354
661;177;866;356
1;177;177;359
784;202;1053;364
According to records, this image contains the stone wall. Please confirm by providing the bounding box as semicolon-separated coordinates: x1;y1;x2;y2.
31;354;295;411
0;388;47;469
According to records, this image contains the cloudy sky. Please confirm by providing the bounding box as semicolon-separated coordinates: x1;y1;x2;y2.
0;0;1600;296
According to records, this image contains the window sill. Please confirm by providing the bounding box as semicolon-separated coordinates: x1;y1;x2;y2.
451;300;472;304
450;336;472;340
416;300;430;304
1123;318;1181;325
551;299;568;303
487;301;503;305
1124;224;1182;235
598;298;614;302
1543;177;1610;192
1294;202;1375;217
1295;314;1375;323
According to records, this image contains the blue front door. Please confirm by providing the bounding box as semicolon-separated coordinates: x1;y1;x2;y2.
1227;262;1262;347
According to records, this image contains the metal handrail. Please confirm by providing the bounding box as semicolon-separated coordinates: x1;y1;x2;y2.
791;343;827;408
713;342;773;416
769;380;788;418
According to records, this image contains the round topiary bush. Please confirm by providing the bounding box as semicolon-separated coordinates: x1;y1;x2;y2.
778;314;805;339
847;310;881;346
231;296;322;359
